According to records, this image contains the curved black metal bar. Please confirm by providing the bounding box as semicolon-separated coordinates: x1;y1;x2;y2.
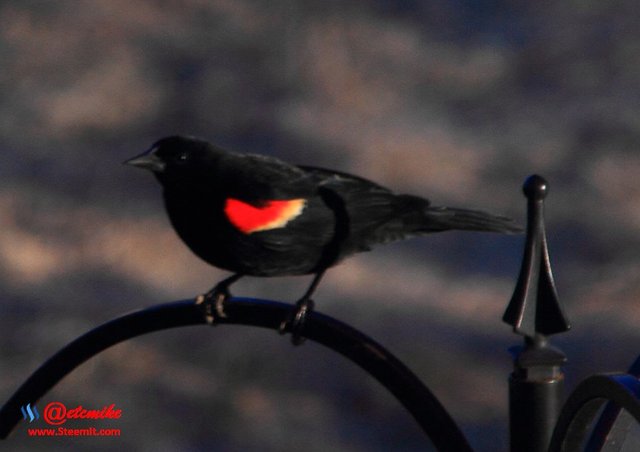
583;355;640;450
0;297;472;451
548;374;640;452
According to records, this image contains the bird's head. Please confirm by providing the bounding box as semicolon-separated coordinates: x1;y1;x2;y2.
125;135;221;188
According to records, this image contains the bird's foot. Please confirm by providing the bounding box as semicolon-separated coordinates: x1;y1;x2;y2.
195;273;243;325
279;298;315;346
195;284;231;325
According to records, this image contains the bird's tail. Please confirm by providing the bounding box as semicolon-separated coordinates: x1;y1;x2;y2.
418;205;522;234
358;194;521;247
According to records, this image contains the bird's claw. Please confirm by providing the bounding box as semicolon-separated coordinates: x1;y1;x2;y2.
195;286;230;325
279;298;315;346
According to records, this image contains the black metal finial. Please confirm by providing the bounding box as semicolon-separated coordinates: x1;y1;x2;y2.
503;175;570;338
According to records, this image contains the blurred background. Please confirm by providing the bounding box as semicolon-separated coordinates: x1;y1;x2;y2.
1;1;639;450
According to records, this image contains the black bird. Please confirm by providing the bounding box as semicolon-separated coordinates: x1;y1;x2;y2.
126;135;520;344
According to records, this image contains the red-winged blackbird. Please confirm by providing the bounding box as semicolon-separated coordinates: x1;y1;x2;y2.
126;135;520;343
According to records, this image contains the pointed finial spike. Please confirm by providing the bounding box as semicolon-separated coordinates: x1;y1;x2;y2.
503;174;570;338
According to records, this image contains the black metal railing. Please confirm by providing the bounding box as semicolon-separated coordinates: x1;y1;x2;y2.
2;174;640;451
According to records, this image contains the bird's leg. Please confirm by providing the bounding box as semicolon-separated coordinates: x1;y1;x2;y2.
195;273;244;325
279;271;325;345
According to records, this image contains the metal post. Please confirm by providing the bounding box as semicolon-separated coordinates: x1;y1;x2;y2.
503;175;571;452
508;336;566;452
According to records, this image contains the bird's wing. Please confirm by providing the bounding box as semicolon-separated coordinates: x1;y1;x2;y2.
221;162;424;254
221;165;379;254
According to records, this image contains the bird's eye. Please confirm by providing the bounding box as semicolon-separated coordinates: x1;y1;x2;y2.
177;152;189;162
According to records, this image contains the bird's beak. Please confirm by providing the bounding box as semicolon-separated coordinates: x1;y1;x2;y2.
123;152;166;173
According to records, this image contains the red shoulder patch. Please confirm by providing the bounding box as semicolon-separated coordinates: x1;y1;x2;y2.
224;198;306;234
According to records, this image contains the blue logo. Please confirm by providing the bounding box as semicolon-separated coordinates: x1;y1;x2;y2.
21;404;39;423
